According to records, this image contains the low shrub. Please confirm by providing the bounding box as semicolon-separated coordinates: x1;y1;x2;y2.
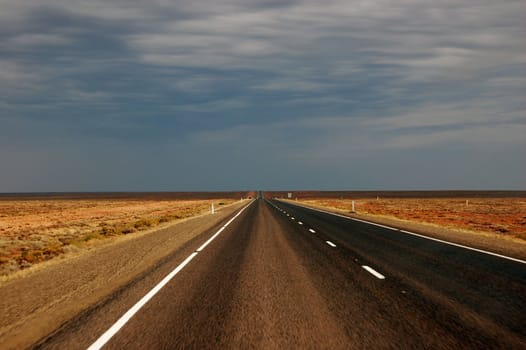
119;226;135;234
100;226;116;236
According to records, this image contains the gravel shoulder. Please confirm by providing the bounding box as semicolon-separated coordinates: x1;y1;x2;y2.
284;200;526;261
0;200;248;350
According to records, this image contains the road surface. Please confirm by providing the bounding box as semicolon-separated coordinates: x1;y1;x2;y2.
35;198;526;349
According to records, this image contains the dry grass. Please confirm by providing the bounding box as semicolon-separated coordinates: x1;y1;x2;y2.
0;198;235;276
302;198;526;240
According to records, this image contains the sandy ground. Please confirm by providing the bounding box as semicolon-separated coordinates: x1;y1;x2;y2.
0;200;248;350
292;199;526;260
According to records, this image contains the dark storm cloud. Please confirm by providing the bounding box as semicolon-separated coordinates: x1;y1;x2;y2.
0;0;525;191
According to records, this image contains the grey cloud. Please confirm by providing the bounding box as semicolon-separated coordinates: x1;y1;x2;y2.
0;0;525;190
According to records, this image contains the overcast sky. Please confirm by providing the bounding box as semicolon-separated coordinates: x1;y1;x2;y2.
1;0;525;192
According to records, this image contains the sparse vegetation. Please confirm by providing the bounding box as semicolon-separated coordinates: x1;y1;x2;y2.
0;198;235;276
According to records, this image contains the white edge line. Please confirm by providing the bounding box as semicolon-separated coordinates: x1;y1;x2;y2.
196;227;224;252
279;201;526;265
362;265;385;280
87;252;198;350
326;240;337;248
87;200;254;350
396;229;526;264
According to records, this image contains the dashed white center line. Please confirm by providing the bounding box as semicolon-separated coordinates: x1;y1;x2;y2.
284;201;526;265
362;265;385;280
326;241;336;248
291;217;295;220
298;221;303;225
286;214;290;216
309;229;316;233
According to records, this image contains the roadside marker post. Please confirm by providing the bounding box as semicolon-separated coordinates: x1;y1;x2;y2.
211;203;215;214
352;200;355;213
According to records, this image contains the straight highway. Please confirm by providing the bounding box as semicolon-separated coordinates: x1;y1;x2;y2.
35;198;526;349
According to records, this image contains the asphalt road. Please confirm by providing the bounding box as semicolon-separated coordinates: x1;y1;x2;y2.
35;198;526;349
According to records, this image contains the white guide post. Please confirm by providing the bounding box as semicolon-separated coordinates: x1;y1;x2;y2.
352;200;355;213
211;203;215;214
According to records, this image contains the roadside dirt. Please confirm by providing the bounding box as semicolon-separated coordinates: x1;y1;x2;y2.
289;199;526;261
0;200;248;350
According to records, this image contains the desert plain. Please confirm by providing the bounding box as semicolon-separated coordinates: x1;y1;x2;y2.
1;190;525;279
0;192;252;278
